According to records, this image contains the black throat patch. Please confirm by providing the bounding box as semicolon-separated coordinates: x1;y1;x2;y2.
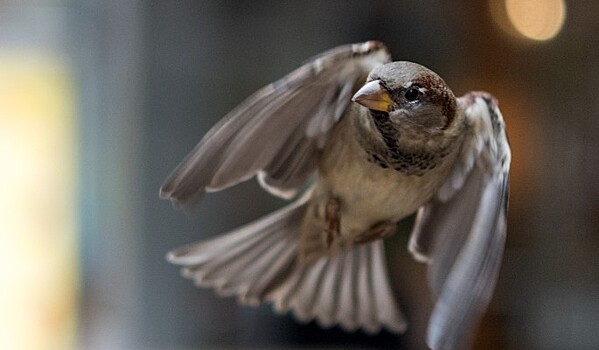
367;111;441;176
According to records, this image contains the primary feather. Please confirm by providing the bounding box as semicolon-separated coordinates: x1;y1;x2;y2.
160;41;391;208
409;93;511;349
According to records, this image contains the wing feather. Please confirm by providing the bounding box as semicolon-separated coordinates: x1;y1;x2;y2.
160;41;391;208
408;92;511;349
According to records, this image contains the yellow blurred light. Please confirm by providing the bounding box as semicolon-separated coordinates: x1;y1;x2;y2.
0;52;78;350
504;0;566;41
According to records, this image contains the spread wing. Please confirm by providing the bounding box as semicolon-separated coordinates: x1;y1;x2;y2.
160;41;391;208
408;92;511;350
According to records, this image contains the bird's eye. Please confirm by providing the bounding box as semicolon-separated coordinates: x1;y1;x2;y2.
404;87;422;102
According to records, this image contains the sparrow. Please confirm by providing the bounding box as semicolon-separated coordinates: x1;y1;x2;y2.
160;41;511;350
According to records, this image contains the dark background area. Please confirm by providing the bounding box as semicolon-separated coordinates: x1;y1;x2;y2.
2;1;597;349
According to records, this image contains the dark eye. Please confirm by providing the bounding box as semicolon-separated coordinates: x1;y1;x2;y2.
404;87;422;102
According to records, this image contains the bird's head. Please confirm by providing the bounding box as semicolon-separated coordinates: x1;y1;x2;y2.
352;61;457;133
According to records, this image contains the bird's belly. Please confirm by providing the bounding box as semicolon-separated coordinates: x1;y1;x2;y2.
322;160;437;236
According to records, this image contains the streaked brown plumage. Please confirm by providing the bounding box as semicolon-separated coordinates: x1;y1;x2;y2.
160;41;511;350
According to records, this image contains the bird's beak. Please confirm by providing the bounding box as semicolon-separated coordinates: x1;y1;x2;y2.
352;80;394;112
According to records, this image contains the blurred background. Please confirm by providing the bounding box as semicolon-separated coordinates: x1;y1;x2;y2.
1;0;597;349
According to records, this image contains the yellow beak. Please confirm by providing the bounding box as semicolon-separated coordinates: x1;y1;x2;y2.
352;80;394;112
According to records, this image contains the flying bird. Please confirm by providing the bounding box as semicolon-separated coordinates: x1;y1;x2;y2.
160;41;511;350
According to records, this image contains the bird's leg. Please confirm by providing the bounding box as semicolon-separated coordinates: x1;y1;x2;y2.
324;198;341;248
354;221;396;244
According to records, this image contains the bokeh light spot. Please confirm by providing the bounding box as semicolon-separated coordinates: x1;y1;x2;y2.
504;0;566;41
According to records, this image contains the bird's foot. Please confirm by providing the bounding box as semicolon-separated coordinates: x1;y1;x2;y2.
324;198;341;248
354;221;396;244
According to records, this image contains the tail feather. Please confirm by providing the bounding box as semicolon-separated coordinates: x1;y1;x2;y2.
168;196;407;334
308;255;343;327
356;247;378;333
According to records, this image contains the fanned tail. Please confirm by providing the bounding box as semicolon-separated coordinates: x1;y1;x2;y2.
167;196;407;334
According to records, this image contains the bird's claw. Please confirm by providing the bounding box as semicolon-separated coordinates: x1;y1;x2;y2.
324;198;341;248
354;221;396;244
